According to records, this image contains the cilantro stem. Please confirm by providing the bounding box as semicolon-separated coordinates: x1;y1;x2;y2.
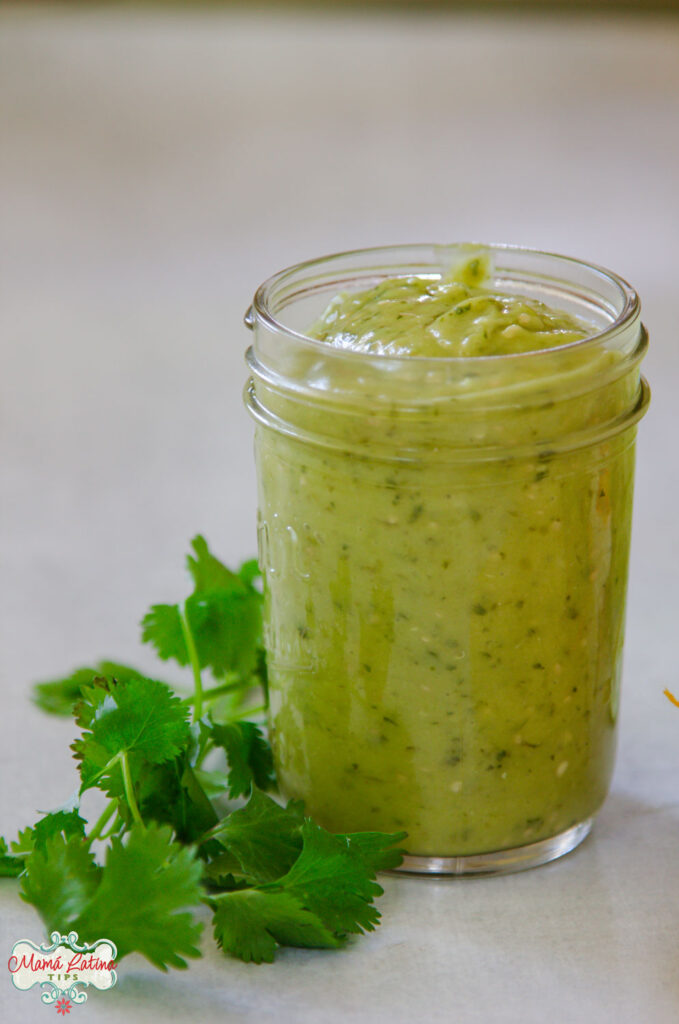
180;603;203;722
120;750;145;830
179;677;248;708
98;814;123;842
88;799;117;842
228;703;267;722
84;751;124;789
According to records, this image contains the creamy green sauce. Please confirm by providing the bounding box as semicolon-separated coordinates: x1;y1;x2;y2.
256;257;635;857
311;254;590;358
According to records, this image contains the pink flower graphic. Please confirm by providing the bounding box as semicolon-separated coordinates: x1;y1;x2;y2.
55;997;72;1016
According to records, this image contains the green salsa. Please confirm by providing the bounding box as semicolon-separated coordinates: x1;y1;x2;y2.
254;255;639;858
311;253;589;358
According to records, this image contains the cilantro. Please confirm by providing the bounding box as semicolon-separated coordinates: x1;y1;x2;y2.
21;835;100;931
268;821;397;936
0;836;26;878
2;810;87;878
140;603;189;666
72;676;190;797
183;589;262;679
142;535;262;683
208;806;406;962
237;558;262;589
21;826;203;971
33;661;167;716
32;667;99;717
341;830;410;874
4;535;406;975
209;722;275;798
73;825;203;970
212;889;340;964
137;757;218;844
32;809;88;852
210;787;305;884
187;534;242;591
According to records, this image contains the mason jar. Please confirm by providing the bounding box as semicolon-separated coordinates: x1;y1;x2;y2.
243;243;649;875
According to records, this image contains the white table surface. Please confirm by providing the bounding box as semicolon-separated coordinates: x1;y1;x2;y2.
2;6;679;1022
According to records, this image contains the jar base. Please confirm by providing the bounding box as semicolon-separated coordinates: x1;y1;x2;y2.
394;817;593;876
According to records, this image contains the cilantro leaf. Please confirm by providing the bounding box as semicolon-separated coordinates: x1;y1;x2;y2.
341;830;408;874
139;756;218;844
192;766;229;799
140;604;187;665
9;827;35;858
210;788;304;884
32;662;168;716
237;558;262;589
141;537;263;680
188;589;262;678
208;796;405;960
271;821;400;936
210;722;275;798
21;835;101;930
73;824;203;970
187;534;241;592
0;836;26;878
32;809;88;853
212;889;340;964
141;594;263;678
88;677;189;764
72;676;190;794
32;667;100;716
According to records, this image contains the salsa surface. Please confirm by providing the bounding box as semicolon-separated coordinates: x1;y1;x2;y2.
310;254;589;357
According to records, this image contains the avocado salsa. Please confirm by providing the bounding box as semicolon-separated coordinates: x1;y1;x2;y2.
254;255;638;857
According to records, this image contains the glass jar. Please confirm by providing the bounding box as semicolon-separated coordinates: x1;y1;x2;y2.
243;243;649;875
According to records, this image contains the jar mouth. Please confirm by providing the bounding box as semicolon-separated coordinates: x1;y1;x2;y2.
250;242;640;364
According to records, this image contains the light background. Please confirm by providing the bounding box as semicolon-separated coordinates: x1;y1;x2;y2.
1;5;678;1022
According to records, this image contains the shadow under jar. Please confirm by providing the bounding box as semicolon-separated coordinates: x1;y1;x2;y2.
244;243;649;875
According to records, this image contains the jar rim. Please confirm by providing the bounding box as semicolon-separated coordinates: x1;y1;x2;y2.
250;242;640;364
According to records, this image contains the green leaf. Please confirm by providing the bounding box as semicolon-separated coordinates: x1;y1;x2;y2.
32;667;100;716
187;535;241;592
73;824;203;970
32;810;88;853
139;757;218;844
32;662;168;716
210;788;304;884
9;827;35;858
271;821;398;936
72;675;110;730
203;856;250;890
21;835;101;931
141;605;188;666
192;766;229;799
72;676;190;794
141;537;263;680
237;558;262;589
212;889;340;964
210;721;275;798
0;836;26;878
186;589;262;679
341;831;407;874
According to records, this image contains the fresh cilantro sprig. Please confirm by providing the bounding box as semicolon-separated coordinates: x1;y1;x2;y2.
2;536;406;972
142;535;264;718
208;790;405;963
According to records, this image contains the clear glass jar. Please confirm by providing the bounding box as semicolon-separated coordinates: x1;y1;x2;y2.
244;244;649;875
